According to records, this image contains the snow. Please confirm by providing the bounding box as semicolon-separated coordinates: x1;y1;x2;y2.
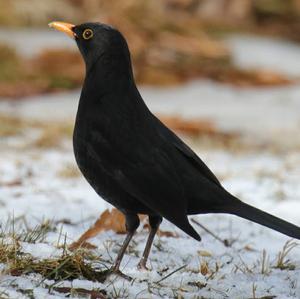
2;80;300;148
225;34;300;77
0;28;74;57
1;129;300;298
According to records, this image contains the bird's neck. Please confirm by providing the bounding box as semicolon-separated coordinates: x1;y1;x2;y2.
84;51;135;94
82;70;135;104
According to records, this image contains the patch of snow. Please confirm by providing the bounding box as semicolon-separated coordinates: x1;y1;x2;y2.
1;136;300;298
0;28;75;57
21;243;63;259
225;34;300;77
1;81;300;146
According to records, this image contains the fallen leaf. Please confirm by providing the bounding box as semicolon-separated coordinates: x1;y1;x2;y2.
143;223;179;238
70;209;147;250
158;115;216;136
158;230;179;238
70;209;126;250
200;260;210;276
244;245;255;251
198;250;212;257
70;208;178;250
0;179;22;187
69;241;97;251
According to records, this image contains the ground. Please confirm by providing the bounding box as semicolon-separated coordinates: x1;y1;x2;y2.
1;102;300;298
1;34;300;298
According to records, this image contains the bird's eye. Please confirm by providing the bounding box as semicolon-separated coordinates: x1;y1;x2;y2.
82;29;93;40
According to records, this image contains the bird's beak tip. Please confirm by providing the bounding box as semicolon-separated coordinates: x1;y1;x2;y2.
48;21;76;39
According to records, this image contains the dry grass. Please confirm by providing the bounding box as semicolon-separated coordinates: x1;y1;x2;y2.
0;114;74;149
0;215;298;298
0;218;111;291
260;249;271;275
31;49;84;91
0;223;108;284
0;114;27;137
274;240;298;270
0;245;107;283
33;123;73;148
57;163;80;178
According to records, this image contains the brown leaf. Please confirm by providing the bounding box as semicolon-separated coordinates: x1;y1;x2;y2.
70;209;146;250
70;209;125;250
70;208;179;250
157;230;179;238
0;179;22;187
244;245;255;251
208;67;292;87
158;114;224;136
157;32;229;59
0;81;48;99
200;260;210;276
32;49;84;81
69;241;97;251
143;223;179;238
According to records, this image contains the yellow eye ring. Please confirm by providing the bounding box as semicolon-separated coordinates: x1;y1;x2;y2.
82;29;93;40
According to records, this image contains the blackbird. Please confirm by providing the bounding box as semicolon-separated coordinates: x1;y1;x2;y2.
49;21;300;278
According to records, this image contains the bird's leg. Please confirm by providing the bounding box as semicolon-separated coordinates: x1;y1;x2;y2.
110;232;134;272
138;215;162;270
108;213;140;280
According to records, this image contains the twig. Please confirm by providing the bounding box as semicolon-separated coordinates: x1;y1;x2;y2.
191;218;231;247
155;264;187;284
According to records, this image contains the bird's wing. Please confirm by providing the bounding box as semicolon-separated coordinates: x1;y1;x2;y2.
154;116;222;187
112;145;201;241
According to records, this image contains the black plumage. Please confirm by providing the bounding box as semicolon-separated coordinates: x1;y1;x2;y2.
49;21;300;278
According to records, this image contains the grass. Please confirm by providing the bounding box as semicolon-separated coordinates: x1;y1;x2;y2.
260;249;271;275
0;114;27;137
0;215;298;298
57;163;80;178
0;114;73;149
33;123;73;148
274;240;298;270
20;221;54;244
0;222;109;284
232;240;298;278
1;246;107;283
0;44;21;82
0;217;56;244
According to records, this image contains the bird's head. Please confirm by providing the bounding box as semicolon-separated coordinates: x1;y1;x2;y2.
49;21;133;80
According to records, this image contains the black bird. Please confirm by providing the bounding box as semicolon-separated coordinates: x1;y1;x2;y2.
49;21;300;278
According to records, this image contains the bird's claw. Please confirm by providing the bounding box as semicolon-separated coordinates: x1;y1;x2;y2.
99;267;132;281
113;269;132;281
137;261;149;271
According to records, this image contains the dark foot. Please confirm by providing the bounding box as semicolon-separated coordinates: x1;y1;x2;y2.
111;268;132;281
100;267;132;282
137;260;149;271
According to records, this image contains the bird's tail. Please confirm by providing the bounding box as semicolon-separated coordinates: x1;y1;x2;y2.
223;199;300;240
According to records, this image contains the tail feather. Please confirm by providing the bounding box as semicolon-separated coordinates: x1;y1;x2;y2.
223;200;300;240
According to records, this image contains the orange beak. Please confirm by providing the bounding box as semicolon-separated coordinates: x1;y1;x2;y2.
48;21;76;38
